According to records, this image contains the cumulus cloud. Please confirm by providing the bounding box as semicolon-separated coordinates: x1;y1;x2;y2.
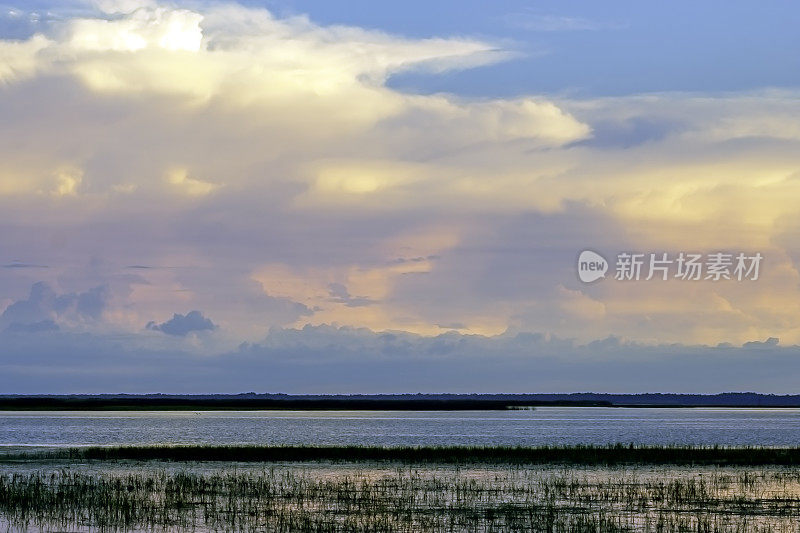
0;0;799;382
0;2;512;103
743;337;780;349
0;282;109;330
146;310;216;336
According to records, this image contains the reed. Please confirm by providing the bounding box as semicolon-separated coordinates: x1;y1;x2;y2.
5;443;800;465
2;464;800;531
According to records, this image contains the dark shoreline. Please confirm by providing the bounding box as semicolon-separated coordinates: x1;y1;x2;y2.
0;398;612;410
5;444;800;465
3;392;800;410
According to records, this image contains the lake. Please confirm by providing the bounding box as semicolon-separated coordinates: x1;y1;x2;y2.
1;407;799;450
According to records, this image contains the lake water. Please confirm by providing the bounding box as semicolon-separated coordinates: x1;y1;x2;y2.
1;408;799;450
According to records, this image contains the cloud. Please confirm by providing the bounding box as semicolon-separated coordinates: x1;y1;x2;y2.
146;310;216;336
4;319;59;333
2;324;800;393
166;167;220;196
0;0;799;366
436;322;467;330
503;13;623;32
0;282;109;329
0;34;48;82
64;5;204;53
0;3;511;101
743;337;780;349
327;282;376;308
2;262;49;269
52;166;83;196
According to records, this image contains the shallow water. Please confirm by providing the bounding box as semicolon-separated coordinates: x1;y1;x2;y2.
2;407;800;450
2;460;800;532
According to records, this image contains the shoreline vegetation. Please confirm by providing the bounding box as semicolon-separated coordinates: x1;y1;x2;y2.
4;444;800;465
3;448;800;531
4;446;800;531
3;392;800;410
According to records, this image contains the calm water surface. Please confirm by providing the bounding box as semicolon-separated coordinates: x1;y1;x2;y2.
1;408;799;449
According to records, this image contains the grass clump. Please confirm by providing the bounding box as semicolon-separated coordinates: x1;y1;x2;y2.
7;443;799;465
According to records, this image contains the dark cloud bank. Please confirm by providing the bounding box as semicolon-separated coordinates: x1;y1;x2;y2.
0;324;797;394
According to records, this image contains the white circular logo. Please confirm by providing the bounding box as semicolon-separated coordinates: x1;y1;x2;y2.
577;250;608;283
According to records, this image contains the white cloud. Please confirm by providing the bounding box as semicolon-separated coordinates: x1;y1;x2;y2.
52;166;83;196
0;33;49;82
166;167;219;196
91;0;158;15
0;1;799;355
1;2;511;105
65;7;203;52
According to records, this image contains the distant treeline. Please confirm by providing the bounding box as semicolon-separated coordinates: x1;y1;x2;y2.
0;397;609;410
1;392;800;410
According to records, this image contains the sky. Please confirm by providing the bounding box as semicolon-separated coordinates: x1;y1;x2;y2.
1;0;800;393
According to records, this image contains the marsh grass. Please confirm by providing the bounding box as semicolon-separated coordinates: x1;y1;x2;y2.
2;463;800;532
4;443;800;465
3;446;800;531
